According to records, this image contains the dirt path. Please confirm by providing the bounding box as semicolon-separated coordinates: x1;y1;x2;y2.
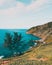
28;57;48;61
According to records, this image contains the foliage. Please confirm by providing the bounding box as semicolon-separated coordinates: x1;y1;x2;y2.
4;32;23;56
4;33;13;50
4;32;35;56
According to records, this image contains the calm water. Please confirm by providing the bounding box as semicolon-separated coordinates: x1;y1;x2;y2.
0;29;40;58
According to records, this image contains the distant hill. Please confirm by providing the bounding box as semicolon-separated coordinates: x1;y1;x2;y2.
27;22;52;43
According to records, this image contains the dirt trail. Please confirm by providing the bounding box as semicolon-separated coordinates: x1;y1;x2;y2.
28;57;48;61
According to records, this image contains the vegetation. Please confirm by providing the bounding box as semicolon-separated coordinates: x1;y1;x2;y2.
0;42;52;65
27;22;52;43
4;32;24;56
4;32;35;57
1;22;52;65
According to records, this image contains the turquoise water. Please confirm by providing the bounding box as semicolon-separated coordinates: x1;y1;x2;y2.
0;29;40;58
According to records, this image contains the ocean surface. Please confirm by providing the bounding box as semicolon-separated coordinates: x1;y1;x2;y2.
0;29;40;58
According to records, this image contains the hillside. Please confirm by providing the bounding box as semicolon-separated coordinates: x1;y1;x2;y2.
0;42;52;65
27;22;52;43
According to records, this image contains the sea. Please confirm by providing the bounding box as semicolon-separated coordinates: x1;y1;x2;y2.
0;29;40;58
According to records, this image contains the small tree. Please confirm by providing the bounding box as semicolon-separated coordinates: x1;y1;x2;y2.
13;32;22;55
4;33;12;49
13;32;22;44
4;32;23;56
4;33;14;56
4;32;35;57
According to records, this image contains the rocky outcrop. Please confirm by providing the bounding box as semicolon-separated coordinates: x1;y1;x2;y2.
27;22;52;43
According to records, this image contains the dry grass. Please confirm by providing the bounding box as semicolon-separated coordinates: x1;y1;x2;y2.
45;35;52;43
0;42;52;65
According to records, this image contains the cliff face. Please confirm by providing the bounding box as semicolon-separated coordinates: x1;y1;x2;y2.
27;22;52;43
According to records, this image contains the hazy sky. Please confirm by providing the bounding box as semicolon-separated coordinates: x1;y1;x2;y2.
0;0;52;29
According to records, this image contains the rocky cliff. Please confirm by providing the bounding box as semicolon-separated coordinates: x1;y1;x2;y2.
27;22;52;43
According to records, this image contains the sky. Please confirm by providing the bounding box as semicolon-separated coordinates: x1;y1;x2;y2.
0;0;52;29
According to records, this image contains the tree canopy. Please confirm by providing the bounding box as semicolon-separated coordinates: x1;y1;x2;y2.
4;32;35;57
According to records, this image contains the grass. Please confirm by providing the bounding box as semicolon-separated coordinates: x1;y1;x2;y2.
45;35;52;43
0;42;52;65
